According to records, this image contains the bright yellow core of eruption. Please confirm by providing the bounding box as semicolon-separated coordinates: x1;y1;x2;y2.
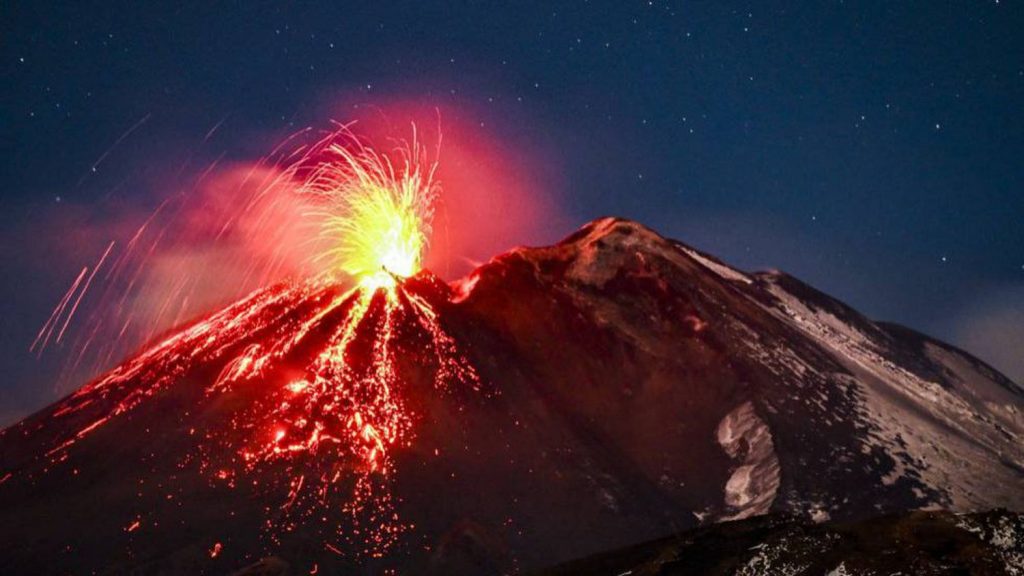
305;132;437;290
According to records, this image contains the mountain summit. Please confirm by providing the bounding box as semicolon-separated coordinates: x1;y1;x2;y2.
2;217;1022;574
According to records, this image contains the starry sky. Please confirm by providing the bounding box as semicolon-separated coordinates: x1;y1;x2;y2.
2;1;1022;422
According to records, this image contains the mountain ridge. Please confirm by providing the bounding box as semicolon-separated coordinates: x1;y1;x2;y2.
1;216;1021;574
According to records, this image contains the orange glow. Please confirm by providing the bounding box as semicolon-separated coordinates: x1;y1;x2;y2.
30;102;563;412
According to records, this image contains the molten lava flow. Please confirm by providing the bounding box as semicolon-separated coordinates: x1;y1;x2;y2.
24;125;486;558
203;278;480;555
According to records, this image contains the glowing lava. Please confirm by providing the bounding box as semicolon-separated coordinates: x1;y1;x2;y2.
23;125;485;558
303;128;437;289
204;277;480;555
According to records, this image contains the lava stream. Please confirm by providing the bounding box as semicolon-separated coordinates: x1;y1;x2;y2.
35;276;481;556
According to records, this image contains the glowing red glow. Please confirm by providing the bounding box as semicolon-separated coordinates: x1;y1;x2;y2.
29;102;562;404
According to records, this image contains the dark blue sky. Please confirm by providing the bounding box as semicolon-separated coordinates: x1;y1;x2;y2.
2;1;1022;421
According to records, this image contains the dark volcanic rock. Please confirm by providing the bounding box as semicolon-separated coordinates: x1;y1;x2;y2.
535;510;1024;575
1;218;1022;575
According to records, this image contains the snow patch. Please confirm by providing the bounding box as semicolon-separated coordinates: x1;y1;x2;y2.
679;245;753;284
826;562;852;576
716;401;781;521
957;514;1024;576
808;502;831;523
735;536;809;576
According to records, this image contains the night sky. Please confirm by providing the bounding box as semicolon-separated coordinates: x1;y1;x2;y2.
2;2;1022;423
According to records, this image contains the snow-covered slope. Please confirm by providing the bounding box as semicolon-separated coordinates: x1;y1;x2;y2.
750;269;1024;511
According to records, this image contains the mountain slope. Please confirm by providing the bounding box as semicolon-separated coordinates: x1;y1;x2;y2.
1;217;1021;574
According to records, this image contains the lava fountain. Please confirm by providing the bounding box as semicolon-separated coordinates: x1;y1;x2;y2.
24;126;485;558
304;128;437;289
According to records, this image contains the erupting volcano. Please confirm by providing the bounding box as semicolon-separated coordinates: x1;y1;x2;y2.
3;128;1023;576
4;127;491;566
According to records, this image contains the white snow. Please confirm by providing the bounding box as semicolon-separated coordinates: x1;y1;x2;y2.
957;514;1024;575
717;401;781;521
679;245;753;284
757;275;1024;511
826;562;852;576
734;536;809;576
808;502;831;523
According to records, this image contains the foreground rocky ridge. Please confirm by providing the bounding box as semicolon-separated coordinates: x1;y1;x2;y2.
228;511;1024;575
536;510;1024;576
1;217;1021;574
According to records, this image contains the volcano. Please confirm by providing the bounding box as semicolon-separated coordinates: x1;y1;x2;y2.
2;217;1023;575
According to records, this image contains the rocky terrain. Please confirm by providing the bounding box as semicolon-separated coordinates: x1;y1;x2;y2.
538;510;1024;576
